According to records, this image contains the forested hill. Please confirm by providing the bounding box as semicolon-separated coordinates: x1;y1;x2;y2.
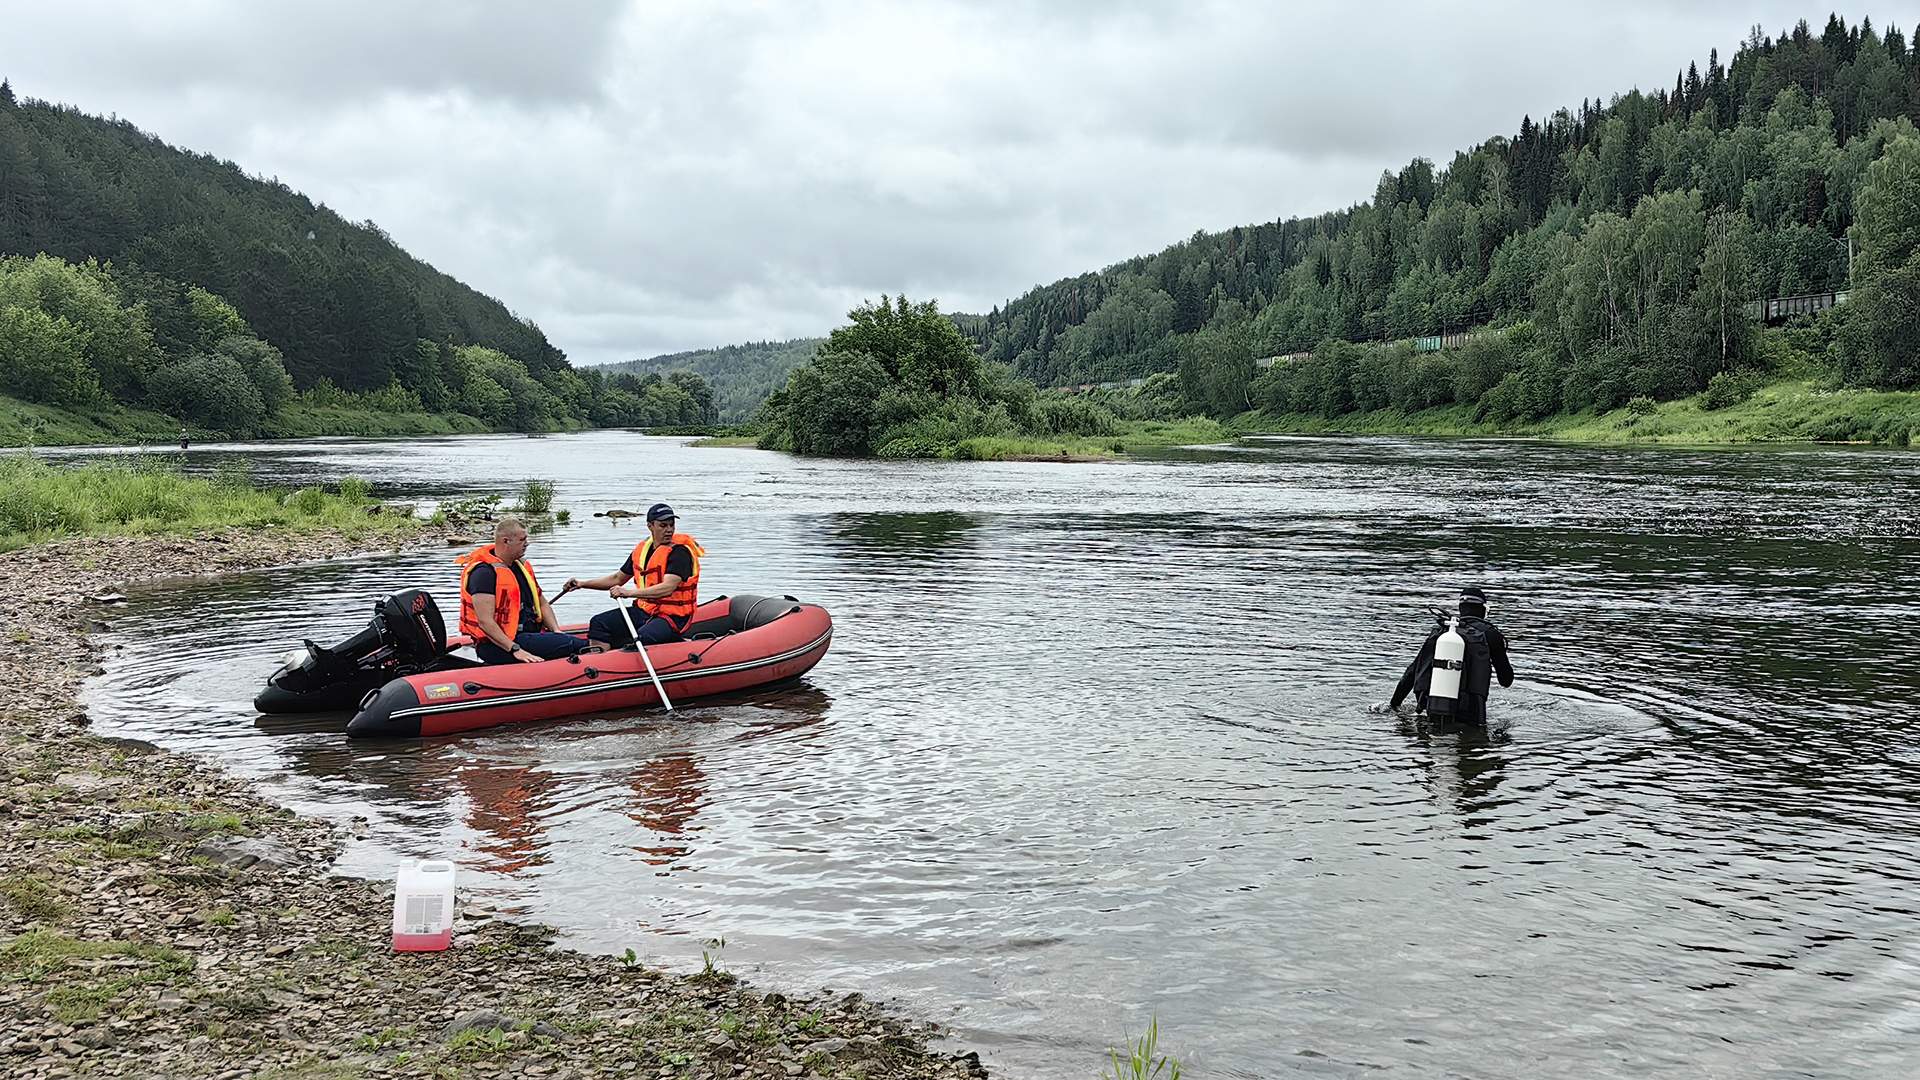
602;338;822;421
973;14;1920;388
0;87;564;391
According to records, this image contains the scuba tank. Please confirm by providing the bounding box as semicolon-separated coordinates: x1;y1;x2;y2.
1426;616;1466;721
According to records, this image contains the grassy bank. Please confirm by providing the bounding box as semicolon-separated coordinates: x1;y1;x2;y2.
952;418;1231;461
258;402;492;439
690;433;762;448
0;396;188;447
1234;379;1920;447
0;453;425;551
0;392;505;447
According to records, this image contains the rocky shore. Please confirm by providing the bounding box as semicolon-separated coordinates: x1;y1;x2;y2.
0;528;991;1080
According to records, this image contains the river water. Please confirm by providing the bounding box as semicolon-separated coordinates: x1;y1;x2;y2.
66;430;1920;1078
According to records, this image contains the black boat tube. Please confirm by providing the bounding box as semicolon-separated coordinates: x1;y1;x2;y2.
345;679;424;739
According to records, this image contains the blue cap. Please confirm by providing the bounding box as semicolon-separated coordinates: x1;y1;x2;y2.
646;503;676;523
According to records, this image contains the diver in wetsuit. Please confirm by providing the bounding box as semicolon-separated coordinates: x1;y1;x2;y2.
1388;587;1514;723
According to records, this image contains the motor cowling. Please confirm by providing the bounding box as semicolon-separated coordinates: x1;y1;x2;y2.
267;590;445;693
378;588;447;663
1426;617;1466;720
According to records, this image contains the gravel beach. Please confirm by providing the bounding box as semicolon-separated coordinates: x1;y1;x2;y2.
0;528;992;1080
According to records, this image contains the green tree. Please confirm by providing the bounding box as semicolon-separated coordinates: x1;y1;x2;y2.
212;334;294;414
1695;212;1757;369
0;305;97;404
182;285;250;352
777;349;891;455
146;354;268;433
1831;250;1920;388
822;296;981;397
665;371;716;423
457;345;554;431
1852;133;1920;279
0;254;157;400
1176;325;1254;416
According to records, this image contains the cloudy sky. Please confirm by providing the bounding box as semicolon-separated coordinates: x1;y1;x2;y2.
7;1;1871;365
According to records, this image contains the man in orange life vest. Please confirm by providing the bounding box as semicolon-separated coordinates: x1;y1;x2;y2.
455;518;590;665
565;503;704;649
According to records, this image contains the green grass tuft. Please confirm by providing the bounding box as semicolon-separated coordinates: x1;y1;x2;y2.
1;929;194;1022
513;478;556;514
1;874;64;923
1104;1017;1182;1080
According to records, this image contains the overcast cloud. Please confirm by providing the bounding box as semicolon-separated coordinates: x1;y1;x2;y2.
5;1;1883;365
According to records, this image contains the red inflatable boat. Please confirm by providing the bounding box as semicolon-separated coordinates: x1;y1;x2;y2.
344;594;832;738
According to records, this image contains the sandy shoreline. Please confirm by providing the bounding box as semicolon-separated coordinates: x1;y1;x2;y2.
0;527;990;1080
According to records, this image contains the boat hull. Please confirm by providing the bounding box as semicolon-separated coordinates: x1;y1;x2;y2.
345;597;831;738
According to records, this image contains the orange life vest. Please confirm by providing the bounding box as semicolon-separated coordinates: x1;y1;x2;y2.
629;533;703;627
455;544;546;641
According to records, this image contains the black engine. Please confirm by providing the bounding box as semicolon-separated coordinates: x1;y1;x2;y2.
255;589;472;714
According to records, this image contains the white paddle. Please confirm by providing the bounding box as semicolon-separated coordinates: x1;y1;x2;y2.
615;596;674;712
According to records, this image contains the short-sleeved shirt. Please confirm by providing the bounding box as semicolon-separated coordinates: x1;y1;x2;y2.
621;544;693;583
465;562;541;632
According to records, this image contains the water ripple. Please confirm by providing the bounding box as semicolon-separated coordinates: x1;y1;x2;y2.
76;432;1920;1079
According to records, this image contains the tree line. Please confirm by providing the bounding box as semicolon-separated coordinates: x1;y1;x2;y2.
0;81;717;434
967;14;1920;418
0;250;718;435
603;337;821;422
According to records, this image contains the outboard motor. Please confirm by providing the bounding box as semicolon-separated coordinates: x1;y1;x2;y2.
1425;616;1466;722
255;589;462;714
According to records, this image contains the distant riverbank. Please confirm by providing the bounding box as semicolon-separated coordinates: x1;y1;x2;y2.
1233;378;1920;447
696;418;1230;461
0;393;504;448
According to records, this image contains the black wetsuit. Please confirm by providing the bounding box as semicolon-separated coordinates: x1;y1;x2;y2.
1390;616;1514;723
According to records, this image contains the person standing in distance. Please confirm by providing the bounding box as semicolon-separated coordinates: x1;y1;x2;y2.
1387;586;1514;723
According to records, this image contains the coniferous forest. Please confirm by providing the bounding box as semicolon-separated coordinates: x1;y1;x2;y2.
959;15;1920;428
0;82;714;438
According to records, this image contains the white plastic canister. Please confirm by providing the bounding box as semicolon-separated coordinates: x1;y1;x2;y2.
391;860;456;952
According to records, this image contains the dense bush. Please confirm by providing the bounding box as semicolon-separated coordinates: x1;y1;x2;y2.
776;349;891;456
146;354;268;434
762;297;1120;457
0;305;98;405
1477;362;1562;422
1830;250;1920;389
1701;369;1768;409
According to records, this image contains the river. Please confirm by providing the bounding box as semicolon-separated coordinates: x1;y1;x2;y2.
64;430;1920;1078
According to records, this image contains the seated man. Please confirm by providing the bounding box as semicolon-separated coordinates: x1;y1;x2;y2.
566;503;704;649
1388;586;1515;723
455;517;589;664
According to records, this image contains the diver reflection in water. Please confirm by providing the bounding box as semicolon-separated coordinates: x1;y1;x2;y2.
1385;586;1514;724
1397;714;1513;813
